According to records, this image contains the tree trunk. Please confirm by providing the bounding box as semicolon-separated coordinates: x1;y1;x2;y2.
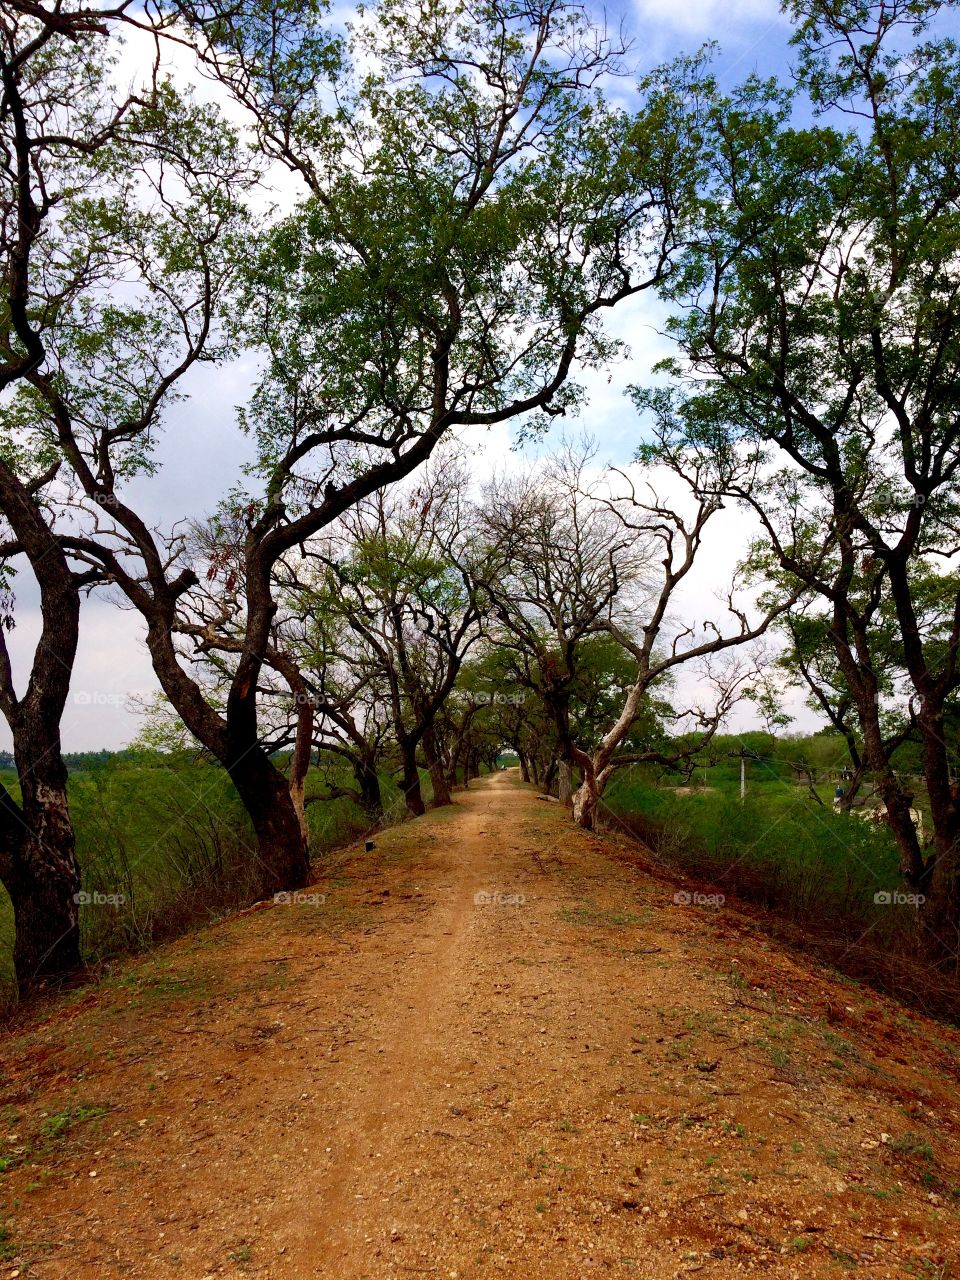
1;764;81;992
858;703;927;886
422;725;452;807
139;609;313;893
572;775;600;830
449;735;470;789
0;459;83;994
917;709;960;957
924;820;960;963
284;668;315;848
354;757;383;818
226;743;310;893
543;757;558;796
558;760;573;807
517;750;530;783
399;740;426;816
289;777;309;850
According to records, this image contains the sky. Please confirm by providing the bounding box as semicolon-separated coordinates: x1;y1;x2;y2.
0;0;811;752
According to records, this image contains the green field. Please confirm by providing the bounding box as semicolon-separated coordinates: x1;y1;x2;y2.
600;741;922;968
0;736;930;1013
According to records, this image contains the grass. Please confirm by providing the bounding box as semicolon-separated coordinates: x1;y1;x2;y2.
600;754;960;1016
113;963;217;1008
603;765;903;937
559;901;647;929
38;1105;108;1144
228;1243;253;1265
890;1131;936;1162
0;752;407;1014
0;1101;109;1190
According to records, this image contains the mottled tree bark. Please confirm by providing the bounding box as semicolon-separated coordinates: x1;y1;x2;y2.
0;460;82;992
422;725;452;807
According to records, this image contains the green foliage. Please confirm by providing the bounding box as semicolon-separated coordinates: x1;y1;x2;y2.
604;757;910;945
0;35;252;479
218;0;709;496
632;0;960;894
634;0;960;626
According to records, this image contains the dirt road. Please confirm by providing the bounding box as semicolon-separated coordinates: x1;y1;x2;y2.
1;770;959;1278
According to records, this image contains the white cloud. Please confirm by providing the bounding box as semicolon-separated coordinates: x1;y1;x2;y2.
633;0;785;37
0;598;156;754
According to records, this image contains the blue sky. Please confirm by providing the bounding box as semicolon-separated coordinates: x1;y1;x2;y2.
628;0;792;85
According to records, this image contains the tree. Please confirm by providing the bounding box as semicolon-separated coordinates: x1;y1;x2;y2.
0;462;86;989
772;598;919;810
452;648;553;785
478;449;645;812
637;0;960;953
34;0;706;887
0;7;230;988
479;445;783;828
303;464;486;816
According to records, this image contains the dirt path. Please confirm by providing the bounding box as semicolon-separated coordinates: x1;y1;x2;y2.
2;771;960;1279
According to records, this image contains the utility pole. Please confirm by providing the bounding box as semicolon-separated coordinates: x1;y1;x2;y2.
726;746;751;801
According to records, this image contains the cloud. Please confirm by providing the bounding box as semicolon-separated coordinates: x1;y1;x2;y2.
0;596;157;753
633;0;785;37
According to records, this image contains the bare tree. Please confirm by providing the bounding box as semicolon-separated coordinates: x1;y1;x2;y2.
478;447;650;820
479;445;795;827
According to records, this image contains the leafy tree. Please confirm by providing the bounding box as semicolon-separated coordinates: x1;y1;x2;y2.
37;0;707;887
0;8;238;988
636;0;960;952
772;598;918;807
450;648;550;784
304;466;486;815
